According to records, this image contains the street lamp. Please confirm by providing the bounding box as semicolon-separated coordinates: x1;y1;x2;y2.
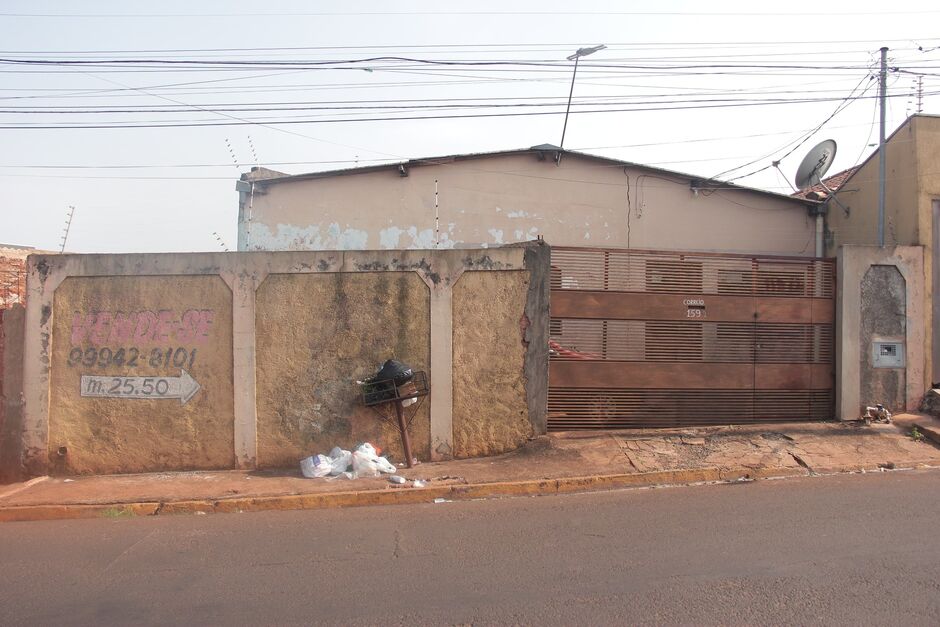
559;44;606;149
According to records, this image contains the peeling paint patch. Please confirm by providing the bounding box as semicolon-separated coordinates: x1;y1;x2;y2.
488;229;504;245
379;226;405;249
250;223;369;251
507;210;529;218
407;227;436;248
437;232;457;249
379;226;445;249
514;229;524;240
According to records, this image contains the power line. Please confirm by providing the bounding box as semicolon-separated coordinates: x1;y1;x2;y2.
0;88;928;130
719;72;877;183
3;10;940;17
0;121;882;170
3;37;936;53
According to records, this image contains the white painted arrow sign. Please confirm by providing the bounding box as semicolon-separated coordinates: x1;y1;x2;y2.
80;369;201;405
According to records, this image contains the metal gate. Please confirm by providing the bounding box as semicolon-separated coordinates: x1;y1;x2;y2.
548;247;835;430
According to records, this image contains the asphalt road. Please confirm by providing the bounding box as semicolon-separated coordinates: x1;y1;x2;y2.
1;470;939;626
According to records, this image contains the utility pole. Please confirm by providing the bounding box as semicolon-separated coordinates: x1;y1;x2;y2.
877;46;887;248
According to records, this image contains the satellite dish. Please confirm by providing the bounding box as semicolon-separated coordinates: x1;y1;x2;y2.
794;139;837;190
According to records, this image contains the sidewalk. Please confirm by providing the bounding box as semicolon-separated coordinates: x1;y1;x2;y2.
2;418;939;523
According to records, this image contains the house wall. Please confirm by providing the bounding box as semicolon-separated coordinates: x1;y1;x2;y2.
826;119;922;249
8;245;549;477
916;123;940;384
239;152;816;257
828;114;940;401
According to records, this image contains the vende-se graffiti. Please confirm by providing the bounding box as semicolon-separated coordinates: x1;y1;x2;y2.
71;309;214;345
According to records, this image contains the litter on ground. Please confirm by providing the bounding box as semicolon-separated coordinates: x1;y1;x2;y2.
300;442;397;480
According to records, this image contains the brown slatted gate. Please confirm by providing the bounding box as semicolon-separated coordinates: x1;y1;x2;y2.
548;247;835;430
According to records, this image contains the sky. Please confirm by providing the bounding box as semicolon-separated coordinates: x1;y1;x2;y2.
0;0;938;253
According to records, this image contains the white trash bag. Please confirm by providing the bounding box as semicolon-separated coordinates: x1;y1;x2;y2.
355;442;378;457
328;447;353;476
351;442;397;477
300;454;333;479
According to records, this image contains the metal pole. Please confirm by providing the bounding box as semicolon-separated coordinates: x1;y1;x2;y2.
393;401;415;468
878;46;888;248
560;55;579;149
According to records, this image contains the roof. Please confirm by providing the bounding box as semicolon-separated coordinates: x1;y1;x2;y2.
791;166;859;200
242;144;813;206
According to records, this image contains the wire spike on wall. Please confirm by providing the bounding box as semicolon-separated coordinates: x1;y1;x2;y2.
212;231;230;252
59;205;75;252
224;138;241;170
247;135;260;167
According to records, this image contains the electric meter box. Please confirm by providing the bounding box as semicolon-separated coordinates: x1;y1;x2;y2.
872;341;905;368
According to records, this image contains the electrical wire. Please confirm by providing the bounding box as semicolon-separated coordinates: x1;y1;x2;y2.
713;70;877;183
0;87;924;130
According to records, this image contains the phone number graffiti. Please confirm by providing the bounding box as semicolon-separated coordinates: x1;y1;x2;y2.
67;346;197;370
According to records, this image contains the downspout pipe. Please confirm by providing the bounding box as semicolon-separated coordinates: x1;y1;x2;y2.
815;212;825;258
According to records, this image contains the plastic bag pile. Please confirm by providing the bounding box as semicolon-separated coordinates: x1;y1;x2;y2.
300;442;396;480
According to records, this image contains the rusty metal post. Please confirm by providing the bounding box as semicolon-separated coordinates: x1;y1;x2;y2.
394;400;415;468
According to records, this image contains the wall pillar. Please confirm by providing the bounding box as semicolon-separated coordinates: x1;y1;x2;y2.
836;245;925;419
419;270;461;461
221;270;265;469
21;261;69;476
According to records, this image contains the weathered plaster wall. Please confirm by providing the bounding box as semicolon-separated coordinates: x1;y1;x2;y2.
934;200;940;384
255;272;430;467
452;270;531;457
0;305;25;483
241;152;815;256
48;275;235;474
836;246;925;419
522;243;550;435
859;266;906;411
916;122;940;385
15;246;549;477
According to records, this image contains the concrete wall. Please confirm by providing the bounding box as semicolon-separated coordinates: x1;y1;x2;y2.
255;272;430;468
10;245;549;477
0;305;25;483
453;271;531;457
48;275;235;474
239;152;816;257
836;246;925;420
934;199;940;384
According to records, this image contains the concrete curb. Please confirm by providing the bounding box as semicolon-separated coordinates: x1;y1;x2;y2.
1;462;936;523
